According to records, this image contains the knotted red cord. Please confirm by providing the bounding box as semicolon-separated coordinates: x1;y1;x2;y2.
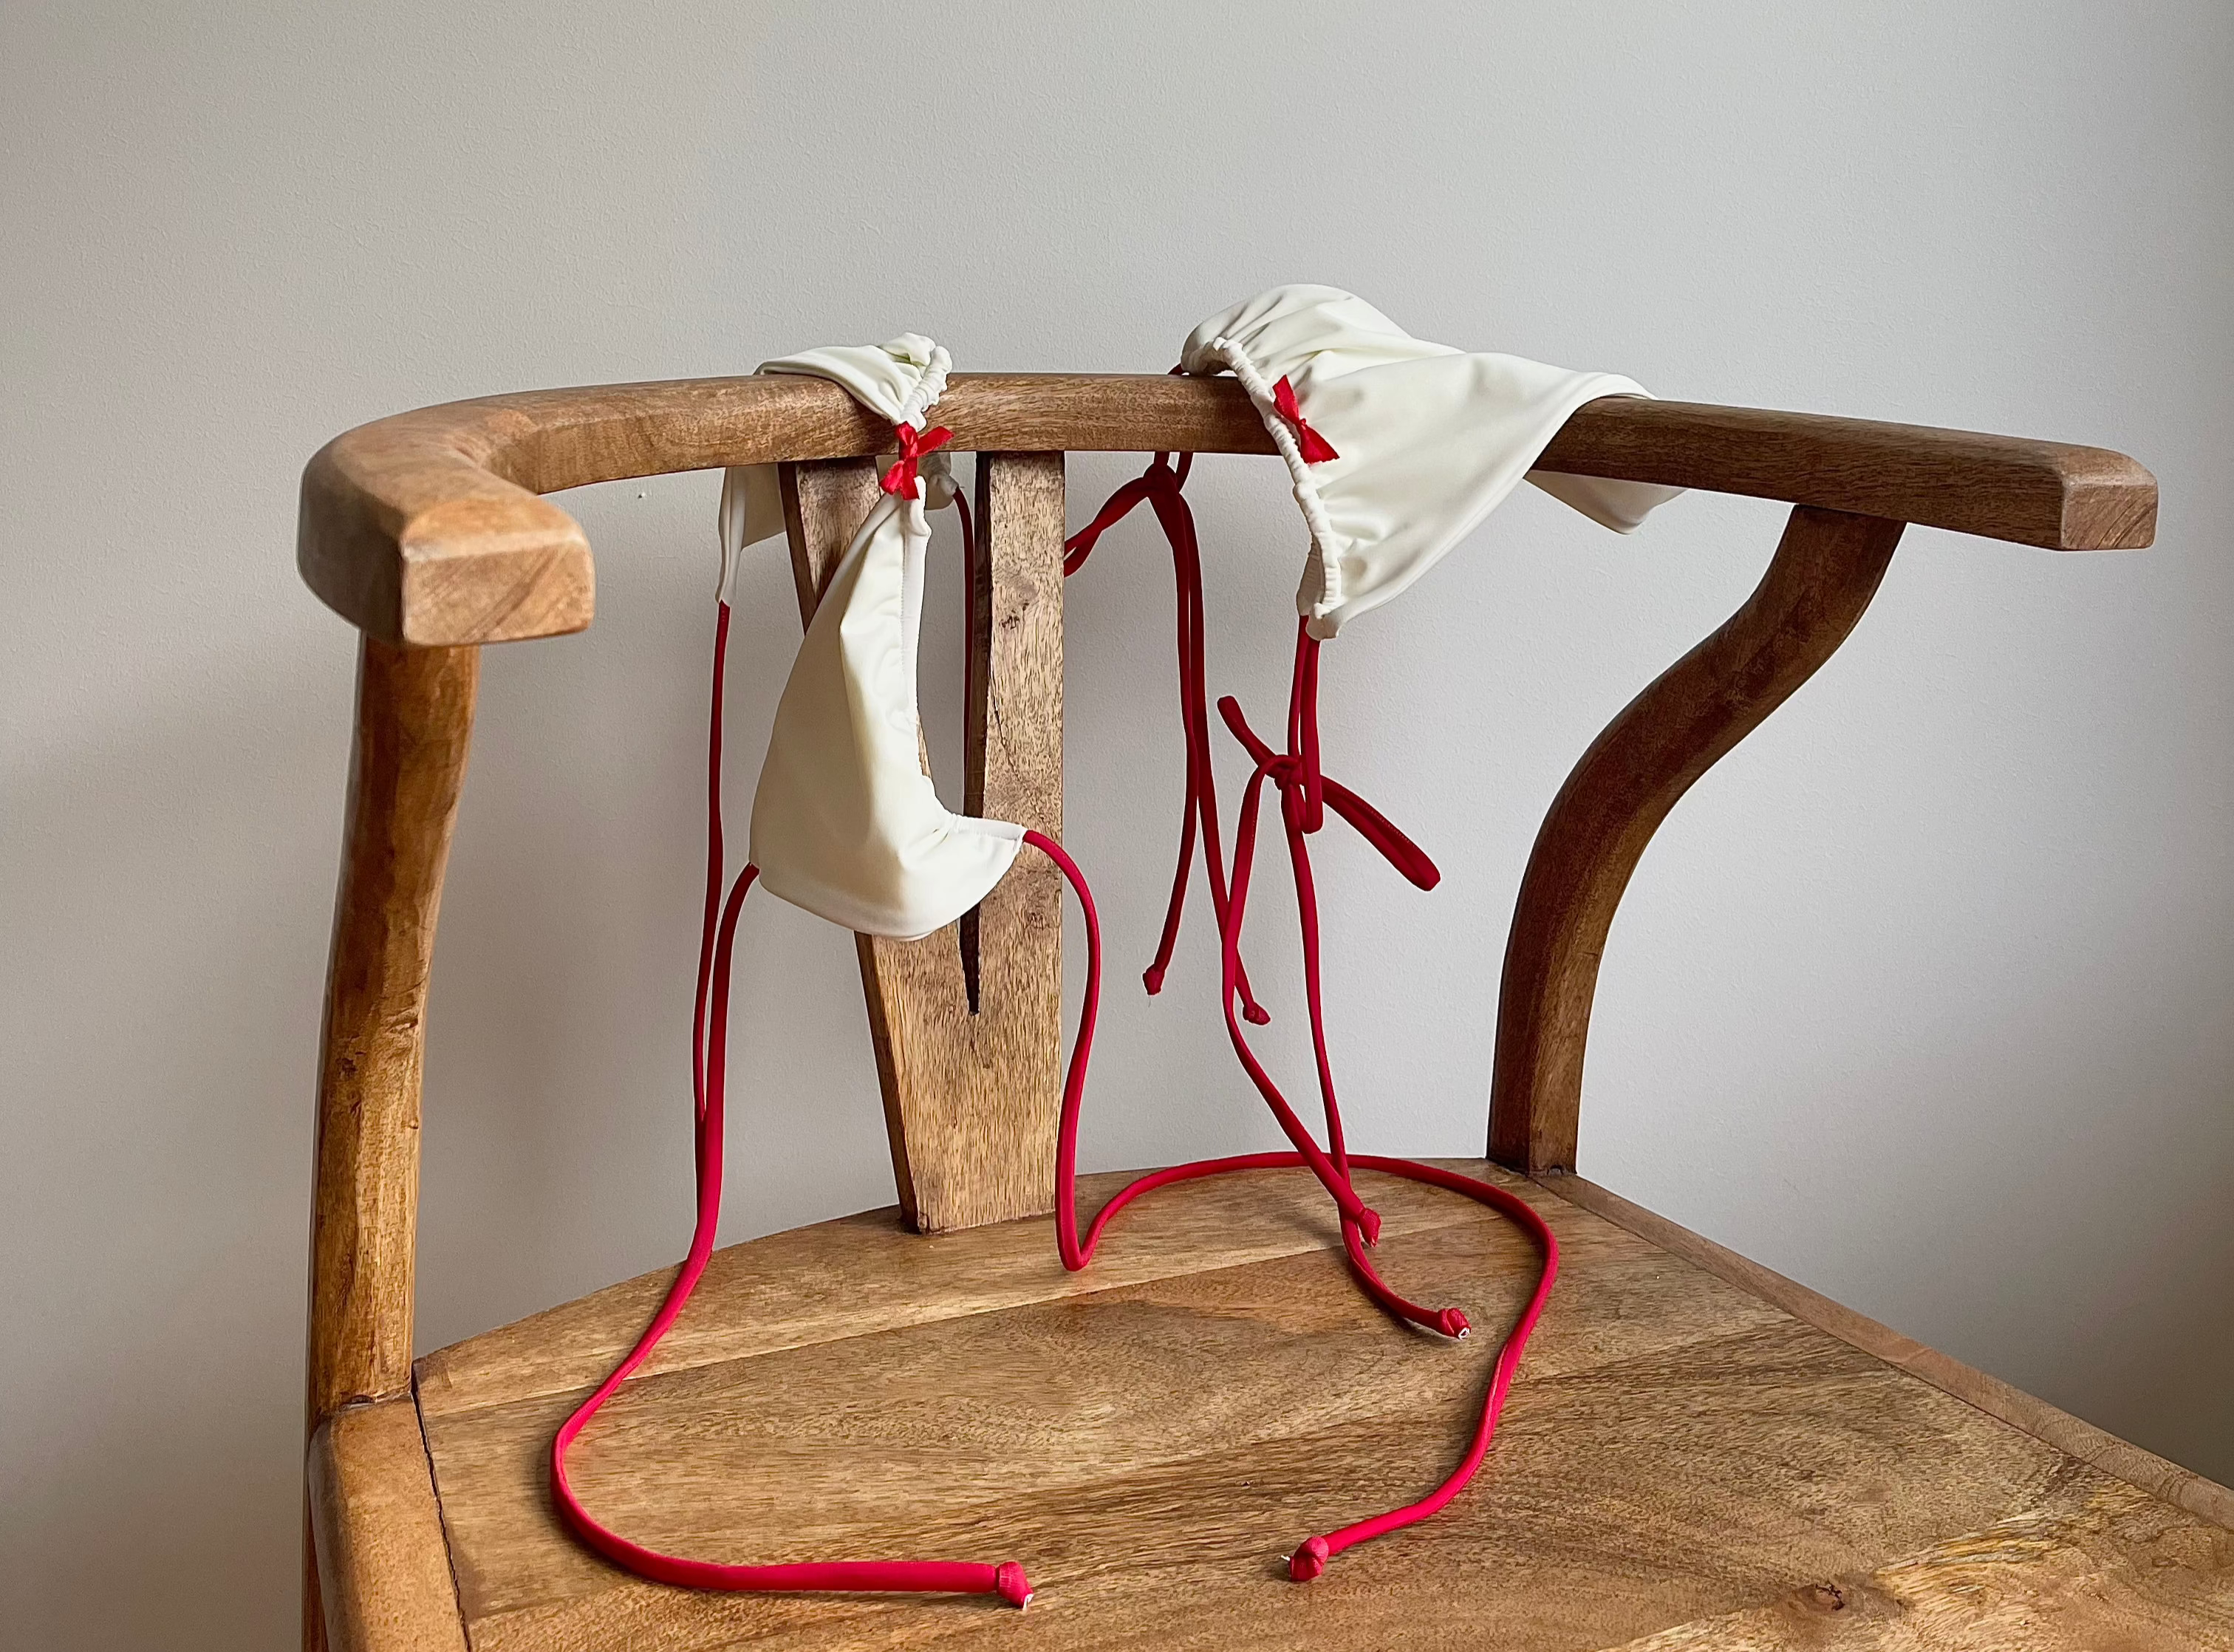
1271;374;1339;463
1051;460;1560;1585
550;600;1032;1610
881;421;954;499
1220;680;1461;1335
1034;750;1560;1573
1062;454;1270;1023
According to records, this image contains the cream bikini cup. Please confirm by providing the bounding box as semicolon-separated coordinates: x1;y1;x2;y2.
719;336;1024;941
1178;283;1683;636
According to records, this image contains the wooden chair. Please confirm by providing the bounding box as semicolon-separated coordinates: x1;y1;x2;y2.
298;372;2234;1651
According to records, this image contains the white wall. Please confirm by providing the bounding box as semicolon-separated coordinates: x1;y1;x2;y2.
4;2;2228;1645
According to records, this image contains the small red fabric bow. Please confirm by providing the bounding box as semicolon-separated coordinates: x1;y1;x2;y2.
881;422;954;499
1271;375;1339;464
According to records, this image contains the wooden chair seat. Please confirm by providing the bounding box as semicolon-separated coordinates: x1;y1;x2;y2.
316;1164;2233;1651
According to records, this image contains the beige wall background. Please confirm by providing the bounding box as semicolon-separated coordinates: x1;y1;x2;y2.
5;2;2230;1645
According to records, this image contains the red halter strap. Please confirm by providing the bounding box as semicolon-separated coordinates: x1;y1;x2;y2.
1034;666;1560;1577
1061;454;1271;1022
550;601;1034;1611
1054;456;1560;1586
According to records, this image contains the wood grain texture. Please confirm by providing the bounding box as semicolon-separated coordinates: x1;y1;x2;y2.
298;375;2156;644
308;638;480;1420
779;455;1065;1232
308;1397;471;1652
1606;1483;2234;1649
1533;397;2159;556
960;452;1066;1023
1490;508;1905;1175
1540;1173;2234;1535
304;638;476;1651
407;1160;2234;1650
414;1167;1528;1421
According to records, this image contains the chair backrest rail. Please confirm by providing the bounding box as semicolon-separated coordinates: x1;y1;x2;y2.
298;375;2157;648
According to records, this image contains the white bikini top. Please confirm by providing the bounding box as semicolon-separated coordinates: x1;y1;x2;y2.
1181;284;1681;637
719;336;1022;941
720;296;1674;942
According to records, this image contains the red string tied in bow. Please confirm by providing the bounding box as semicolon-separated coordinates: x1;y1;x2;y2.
1217;693;1441;895
881;422;954;499
1271;375;1339;464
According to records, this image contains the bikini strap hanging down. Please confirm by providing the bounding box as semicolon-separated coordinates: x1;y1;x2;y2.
1055;450;1560;1580
550;456;1035;1608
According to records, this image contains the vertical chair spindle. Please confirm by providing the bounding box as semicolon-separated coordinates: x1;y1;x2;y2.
779;454;1068;1232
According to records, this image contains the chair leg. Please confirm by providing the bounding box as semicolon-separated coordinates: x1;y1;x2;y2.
1489;506;1902;1175
304;637;479;1650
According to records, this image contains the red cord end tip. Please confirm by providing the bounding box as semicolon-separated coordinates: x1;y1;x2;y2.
1358;1206;1383;1246
996;1562;1034;1608
1440;1308;1472;1339
1289;1536;1331;1582
1142;966;1165;995
1243;1002;1272;1025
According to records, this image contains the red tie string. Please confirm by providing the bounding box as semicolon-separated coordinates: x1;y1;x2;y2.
1060;454;1271;1023
1054;461;1558;1588
881;421;954;499
1271;375;1339;463
550;601;1033;1611
1219;672;1439;895
1034;701;1560;1574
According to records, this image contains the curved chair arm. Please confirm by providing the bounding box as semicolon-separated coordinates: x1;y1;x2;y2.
299;374;2156;646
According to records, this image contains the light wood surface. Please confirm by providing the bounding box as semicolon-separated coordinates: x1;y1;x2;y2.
307;1397;471;1652
304;638;477;1649
1540;1173;2234;1532
298;375;2156;644
1605;1484;2233;1650
1491;507;1904;1174
409;1161;2233;1651
779;455;1067;1232
307;640;480;1423
307;638;480;1421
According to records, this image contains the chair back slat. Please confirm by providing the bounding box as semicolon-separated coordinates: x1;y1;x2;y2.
779;454;1068;1232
